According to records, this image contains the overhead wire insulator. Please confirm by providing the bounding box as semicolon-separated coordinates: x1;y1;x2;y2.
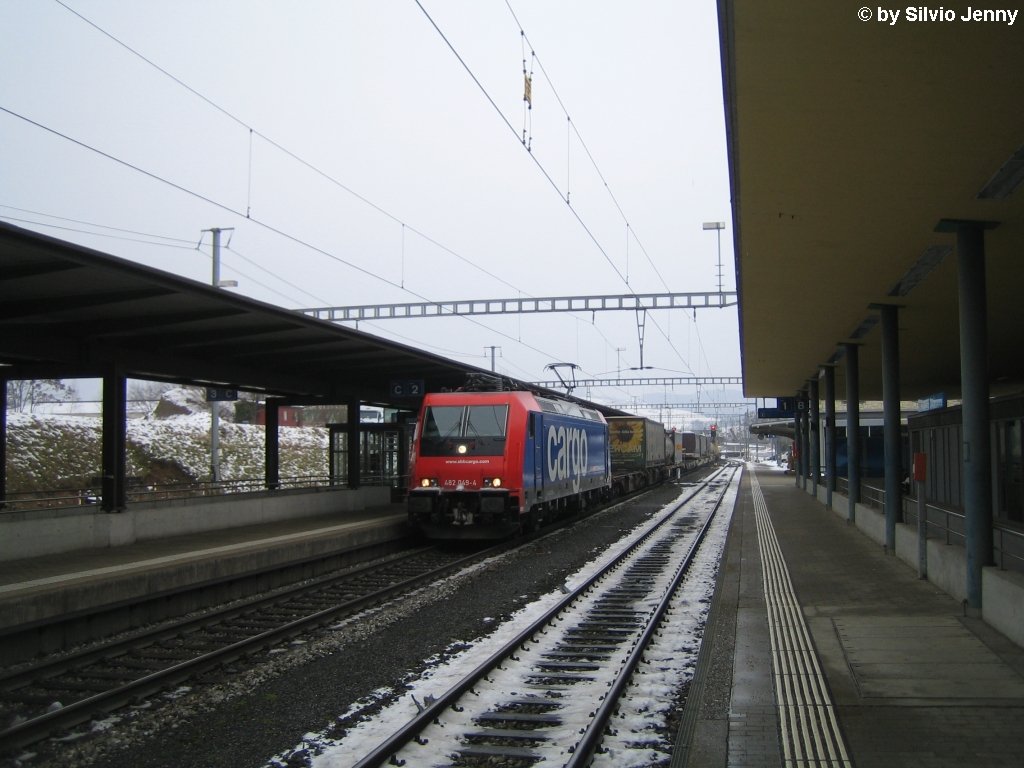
520;34;535;150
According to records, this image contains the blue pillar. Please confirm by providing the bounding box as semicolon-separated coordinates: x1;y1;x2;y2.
956;222;994;611
347;399;361;489
794;392;802;487
880;304;903;553
101;367;127;512
844;343;861;523
264;397;281;490
823;365;836;509
809;377;820;498
799;390;809;490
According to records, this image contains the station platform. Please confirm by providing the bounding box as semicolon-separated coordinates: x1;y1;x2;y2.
677;465;1024;767
0;504;410;641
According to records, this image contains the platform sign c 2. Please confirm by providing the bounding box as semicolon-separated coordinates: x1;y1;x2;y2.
390;379;425;398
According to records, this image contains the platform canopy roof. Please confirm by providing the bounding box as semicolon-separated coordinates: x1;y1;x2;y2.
0;222;622;414
719;2;1024;402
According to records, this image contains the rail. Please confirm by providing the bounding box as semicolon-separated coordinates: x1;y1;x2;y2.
352;465;736;767
0;545;502;753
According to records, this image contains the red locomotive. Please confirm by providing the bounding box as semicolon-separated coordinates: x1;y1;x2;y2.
407;390;611;539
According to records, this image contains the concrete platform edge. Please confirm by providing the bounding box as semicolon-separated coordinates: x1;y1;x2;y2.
672;467;745;768
0;515;410;631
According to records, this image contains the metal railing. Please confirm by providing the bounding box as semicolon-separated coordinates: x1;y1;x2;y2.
860;483;886;510
860;481;1023;574
808;476;1024;574
993;526;1024;573
1;475;327;513
1;472;413;514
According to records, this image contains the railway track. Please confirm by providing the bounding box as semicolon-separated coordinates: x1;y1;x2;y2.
347;464;739;767
0;543;513;755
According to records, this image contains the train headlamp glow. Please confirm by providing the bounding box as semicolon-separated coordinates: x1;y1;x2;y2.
457;443;468;455
420;478;438;488
483;477;502;488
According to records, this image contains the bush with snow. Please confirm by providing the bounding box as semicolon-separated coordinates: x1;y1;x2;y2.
6;389;329;494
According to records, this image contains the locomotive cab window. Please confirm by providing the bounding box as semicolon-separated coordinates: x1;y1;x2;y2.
420;405;509;456
422;406;463;443
465;405;508;438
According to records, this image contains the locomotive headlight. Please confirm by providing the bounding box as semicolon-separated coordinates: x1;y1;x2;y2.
483;477;502;488
457;443;468;455
420;478;438;488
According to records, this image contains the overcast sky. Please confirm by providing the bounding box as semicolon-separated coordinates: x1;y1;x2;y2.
1;0;739;412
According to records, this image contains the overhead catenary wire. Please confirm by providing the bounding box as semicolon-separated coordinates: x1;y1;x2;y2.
507;4;706;378
421;2;704;384
1;209;622;394
503;0;673;295
246;128;254;219
412;0;630;289
0;209;199;251
45;0;719;389
501;0;719;381
49;0;521;298
521;31;534;150
0;104;588;376
49;0;635;376
417;0;702;377
223;244;327;306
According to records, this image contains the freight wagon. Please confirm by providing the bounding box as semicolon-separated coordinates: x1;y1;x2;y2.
606;416;670;493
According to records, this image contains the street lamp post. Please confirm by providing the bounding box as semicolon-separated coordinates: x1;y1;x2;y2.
204;227;236;484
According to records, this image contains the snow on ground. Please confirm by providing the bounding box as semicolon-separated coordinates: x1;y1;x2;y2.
267;470;740;768
7;389;329;487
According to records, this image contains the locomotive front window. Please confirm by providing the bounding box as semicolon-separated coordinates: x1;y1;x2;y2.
419;404;508;456
465;405;508;438
422;406;463;443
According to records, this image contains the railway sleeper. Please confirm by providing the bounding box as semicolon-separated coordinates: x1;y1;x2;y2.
461;727;550;744
475;711;562;726
563;627;633;639
577;622;638;634
555;641;620;652
0;689;75;706
596;592;648;600
182;629;251;642
137;646;200;660
229;618;287;629
534;660;602;672
107;657;175;671
52;667;136;682
499;695;563;709
575;627;640;639
455;742;542;762
555;638;629;650
580;615;644;627
33;678;111;694
540;651;613;660
526;671;597;684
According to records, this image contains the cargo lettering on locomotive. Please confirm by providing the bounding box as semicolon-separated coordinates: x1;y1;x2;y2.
546;424;589;493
